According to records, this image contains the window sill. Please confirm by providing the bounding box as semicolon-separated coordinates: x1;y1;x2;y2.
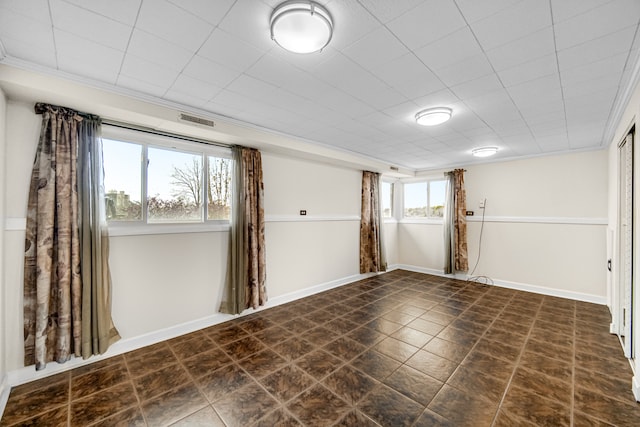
108;222;230;237
399;218;444;225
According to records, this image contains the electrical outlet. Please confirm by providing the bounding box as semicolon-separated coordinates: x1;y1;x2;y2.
479;199;485;209
299;210;307;216
466;210;474;216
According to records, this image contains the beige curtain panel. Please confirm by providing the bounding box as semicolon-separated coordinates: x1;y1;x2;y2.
220;146;267;315
444;168;469;274
24;103;119;370
360;171;387;274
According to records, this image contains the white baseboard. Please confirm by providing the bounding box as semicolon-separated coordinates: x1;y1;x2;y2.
632;375;640;402
7;271;376;387
0;373;10;420
393;264;607;305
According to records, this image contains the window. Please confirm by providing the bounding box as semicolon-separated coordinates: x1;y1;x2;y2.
102;128;231;225
381;181;393;218
403;179;447;218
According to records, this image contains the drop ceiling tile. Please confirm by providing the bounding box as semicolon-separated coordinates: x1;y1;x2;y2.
414;27;485;71
470;0;552;51
387;0;466;50
54;29;123;84
50;0;132;51
485;27;555;71
433;54;494;86
167;0;235;26
2;0;51;24
323;1;380;51
557;26;637;71
356;0;425;23
61;0;141;25
497;53;558;87
551;0;626;23
136;0;213;51
343;76;407;110
414;89;461;110
120;54;180;89
450;73;504;100
182;55;240;88
534;134;570;151
560;52;627;86
507;74;562;104
166;73;222;103
225;74;278;103
562;75;620;100
455;0;523;24
116;74;167;98
163;89;208;108
0;8;56;66
343;27;409;70
126;29;194;72
247;53;305;89
217;0;278;51
554;0;640;50
0;36;57;69
371;53;445;99
198;28;265;72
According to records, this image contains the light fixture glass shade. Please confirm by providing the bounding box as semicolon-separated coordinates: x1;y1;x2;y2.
415;107;452;126
472;147;499;157
270;1;333;54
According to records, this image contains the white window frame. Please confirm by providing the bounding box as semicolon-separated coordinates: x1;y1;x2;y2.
102;125;232;236
400;177;447;224
381;179;397;223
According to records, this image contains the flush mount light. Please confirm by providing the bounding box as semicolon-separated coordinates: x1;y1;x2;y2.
270;1;333;54
415;107;452;126
472;146;499;157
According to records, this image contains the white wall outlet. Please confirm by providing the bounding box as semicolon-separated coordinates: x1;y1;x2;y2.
479;199;485;209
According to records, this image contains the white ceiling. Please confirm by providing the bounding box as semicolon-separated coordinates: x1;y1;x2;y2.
0;0;639;171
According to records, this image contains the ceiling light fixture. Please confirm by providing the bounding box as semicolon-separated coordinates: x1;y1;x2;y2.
415;107;452;126
270;1;333;54
471;146;499;157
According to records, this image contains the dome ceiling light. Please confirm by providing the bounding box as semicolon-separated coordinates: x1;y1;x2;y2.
270;1;333;54
471;146;499;157
415;107;452;126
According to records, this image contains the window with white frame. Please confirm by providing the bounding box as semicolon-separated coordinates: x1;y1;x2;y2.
403;179;447;218
381;181;393;218
102;127;231;225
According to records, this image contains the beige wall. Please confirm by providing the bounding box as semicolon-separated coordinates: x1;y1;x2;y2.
0;88;6;391
398;150;608;301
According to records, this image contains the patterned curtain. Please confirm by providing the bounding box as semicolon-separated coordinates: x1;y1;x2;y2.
360;171;387;273
24;103;119;370
77;115;121;358
444;169;468;274
220;147;267;315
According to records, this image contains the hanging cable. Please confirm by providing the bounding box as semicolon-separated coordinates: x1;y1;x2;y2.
467;198;493;285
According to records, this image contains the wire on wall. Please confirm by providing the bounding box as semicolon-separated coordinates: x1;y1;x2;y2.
467;198;494;285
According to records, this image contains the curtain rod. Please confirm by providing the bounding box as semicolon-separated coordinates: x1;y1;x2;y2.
102;119;232;150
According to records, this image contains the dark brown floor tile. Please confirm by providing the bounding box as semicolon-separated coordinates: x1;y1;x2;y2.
207;325;250;346
493;409;538;427
524;338;570;362
358;384;424;427
574;385;640;426
406;349;458;382
519;350;572;383
126;344;178;377
141;383;208;426
213;383;279;427
335;410;380;426
323;336;366;361
511;367;572;405
323;365;379;404
254;408;302;427
428;384;498;427
260;365;315;403
413;408;455;427
374;336;419;362
501;385;570;426
239;316;275;333
575;366;635;403
483;325;528;346
447;364;508;404
325;318;361;335
381;310;416;325
461;350;514;381
272;337;316;362
170;405;225;426
238;349;287;378
169;334;216;360
384;364;443;405
347;327;386;347
222;336;266;361
436;326;480;347
420;310;456;326
71;360;129;400
407;318;446;336
71;356;123;378
365;318;404;335
390;326;433;348
282;318;318;334
70;381;138;427
295;349;343;380
473;337;521;363
351;349;402;381
2;375;69;426
133;362;192;402
197;363;253;402
287;384;350;426
90;406;146;427
575;347;633;375
398;304;428;316
2;405;68;427
182;347;233;379
449;318;488;336
304;326;339;346
252;325;293;347
572;410;616;427
423;336;473;363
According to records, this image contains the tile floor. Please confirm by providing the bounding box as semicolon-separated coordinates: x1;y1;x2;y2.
2;270;640;426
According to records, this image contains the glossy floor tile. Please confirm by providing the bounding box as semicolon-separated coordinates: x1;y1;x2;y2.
2;270;640;426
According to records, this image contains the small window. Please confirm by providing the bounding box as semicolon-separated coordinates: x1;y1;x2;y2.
102;131;231;226
403;179;447;218
381;181;393;218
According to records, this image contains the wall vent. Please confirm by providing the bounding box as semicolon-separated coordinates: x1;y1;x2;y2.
179;113;215;128
389;166;399;172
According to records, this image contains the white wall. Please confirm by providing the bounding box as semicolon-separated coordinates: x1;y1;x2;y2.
398;150;608;302
0;88;8;409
